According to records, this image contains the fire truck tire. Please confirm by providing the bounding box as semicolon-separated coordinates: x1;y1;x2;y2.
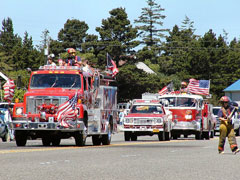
184;135;188;138
124;132;131;141
74;132;86;146
92;135;101;145
102;134;111;145
42;137;51;146
131;134;137;141
195;131;202;140
172;134;178;140
52;138;61;146
203;131;210;140
102;123;112;145
15;131;27;146
165;132;170;141
158;132;165;141
210;130;214;138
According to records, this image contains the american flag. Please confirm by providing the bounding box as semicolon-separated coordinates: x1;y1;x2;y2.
187;79;210;95
3;79;15;103
107;53;119;77
159;86;168;95
158;82;174;96
56;92;78;128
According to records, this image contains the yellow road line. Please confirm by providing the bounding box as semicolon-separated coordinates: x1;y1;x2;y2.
0;138;206;154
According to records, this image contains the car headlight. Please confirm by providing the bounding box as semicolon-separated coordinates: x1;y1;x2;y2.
16;107;23;115
156;118;163;123
124;118;133;124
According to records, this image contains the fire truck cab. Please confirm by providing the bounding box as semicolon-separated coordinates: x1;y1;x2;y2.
121;99;172;141
12;65;118;146
159;93;215;140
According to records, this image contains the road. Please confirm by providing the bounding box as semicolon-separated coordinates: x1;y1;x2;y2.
0;132;240;180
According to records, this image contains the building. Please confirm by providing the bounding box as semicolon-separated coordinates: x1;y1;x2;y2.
224;79;240;105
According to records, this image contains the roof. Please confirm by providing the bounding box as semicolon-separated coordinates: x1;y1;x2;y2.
135;62;156;74
224;79;240;92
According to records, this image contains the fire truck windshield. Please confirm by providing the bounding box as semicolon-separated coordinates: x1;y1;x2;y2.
130;105;163;114
161;97;197;107
30;74;81;89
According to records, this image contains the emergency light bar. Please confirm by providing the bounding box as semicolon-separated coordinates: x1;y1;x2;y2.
39;65;83;71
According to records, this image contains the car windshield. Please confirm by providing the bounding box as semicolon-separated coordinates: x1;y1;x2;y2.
160;97;197;107
30;74;81;89
130;105;163;114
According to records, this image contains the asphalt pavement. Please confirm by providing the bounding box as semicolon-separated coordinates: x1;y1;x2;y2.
0;132;240;180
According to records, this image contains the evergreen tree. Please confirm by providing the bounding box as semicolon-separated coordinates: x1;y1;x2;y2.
134;0;168;47
58;19;89;50
95;7;138;68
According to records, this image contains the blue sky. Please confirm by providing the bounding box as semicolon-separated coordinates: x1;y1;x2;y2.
1;0;240;46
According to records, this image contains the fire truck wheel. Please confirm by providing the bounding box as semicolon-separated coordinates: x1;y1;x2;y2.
52;138;61;146
42;137;51;146
172;134;178;140
165;132;170;141
158;132;165;141
124;132;131;141
210;130;214;138
203;131;210;140
131;134;137;141
184;135;188;138
195;131;202;140
102;134;112;145
92;135;101;145
74;132;86;146
15;131;27;146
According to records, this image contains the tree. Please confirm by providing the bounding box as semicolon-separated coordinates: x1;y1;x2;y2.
58;19;89;50
134;0;168;47
95;7;138;68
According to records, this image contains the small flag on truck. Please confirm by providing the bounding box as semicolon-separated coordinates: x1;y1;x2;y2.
56;92;78;128
3;79;15;103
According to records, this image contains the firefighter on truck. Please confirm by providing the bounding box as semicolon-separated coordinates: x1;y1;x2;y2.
12;65;118;147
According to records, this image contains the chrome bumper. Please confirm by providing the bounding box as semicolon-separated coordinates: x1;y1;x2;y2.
12;120;85;131
172;121;200;131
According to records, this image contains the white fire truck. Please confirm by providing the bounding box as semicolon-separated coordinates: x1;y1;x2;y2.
159;93;215;140
121;99;172;141
12;66;118;146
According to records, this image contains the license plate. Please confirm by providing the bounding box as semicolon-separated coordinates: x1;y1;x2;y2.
153;129;159;132
140;126;146;131
49;117;54;123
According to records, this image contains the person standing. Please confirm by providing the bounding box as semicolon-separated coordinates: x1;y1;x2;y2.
180;81;188;94
65;48;82;66
218;96;240;154
47;54;56;66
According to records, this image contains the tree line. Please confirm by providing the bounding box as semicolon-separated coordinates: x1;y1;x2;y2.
0;0;240;104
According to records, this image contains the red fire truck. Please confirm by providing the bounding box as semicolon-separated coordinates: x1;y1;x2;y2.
121;99;172;141
12;65;118;146
159;93;215;140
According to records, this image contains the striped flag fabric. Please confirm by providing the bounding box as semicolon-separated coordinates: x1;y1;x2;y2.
158;86;168;95
158;82;174;96
56;92;78;128
107;53;119;77
3;79;15;103
187;78;210;95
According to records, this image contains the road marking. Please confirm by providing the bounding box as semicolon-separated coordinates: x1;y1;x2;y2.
0;138;217;154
